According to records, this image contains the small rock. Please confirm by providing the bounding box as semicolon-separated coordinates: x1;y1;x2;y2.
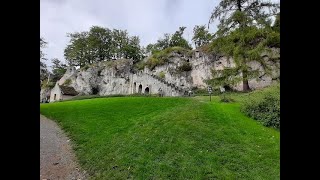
53;162;59;165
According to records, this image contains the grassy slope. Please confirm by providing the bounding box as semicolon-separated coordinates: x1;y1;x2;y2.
40;96;279;179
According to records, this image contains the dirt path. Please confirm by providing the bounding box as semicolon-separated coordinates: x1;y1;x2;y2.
40;114;87;180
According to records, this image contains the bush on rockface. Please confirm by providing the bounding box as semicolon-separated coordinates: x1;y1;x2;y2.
159;71;165;79
63;79;72;86
177;62;192;72
241;83;280;129
145;46;192;70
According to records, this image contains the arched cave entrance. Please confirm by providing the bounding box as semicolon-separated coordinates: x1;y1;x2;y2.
133;82;136;93
92;87;99;95
145;87;150;94
138;84;142;94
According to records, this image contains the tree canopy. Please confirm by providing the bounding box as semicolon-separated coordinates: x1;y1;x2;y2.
64;26;144;68
40;37;48;81
192;25;213;48
207;0;280;91
51;58;67;82
146;26;192;55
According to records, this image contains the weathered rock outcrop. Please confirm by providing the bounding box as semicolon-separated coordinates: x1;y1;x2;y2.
57;49;279;96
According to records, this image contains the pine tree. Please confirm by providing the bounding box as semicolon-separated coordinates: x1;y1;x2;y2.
207;0;280;91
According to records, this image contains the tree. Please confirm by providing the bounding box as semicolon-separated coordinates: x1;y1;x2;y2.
145;33;171;54
207;0;280;91
40;37;48;81
273;13;280;33
123;36;143;63
169;26;192;49
192;25;213;48
156;33;171;50
51;58;67;82
87;26;113;62
64;26;144;67
64;32;89;67
145;43;156;55
112;29;129;59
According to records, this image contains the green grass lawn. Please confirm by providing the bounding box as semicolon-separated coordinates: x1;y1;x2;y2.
40;96;279;179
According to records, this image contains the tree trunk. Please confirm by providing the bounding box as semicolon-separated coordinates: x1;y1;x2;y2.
237;0;242;11
242;70;250;92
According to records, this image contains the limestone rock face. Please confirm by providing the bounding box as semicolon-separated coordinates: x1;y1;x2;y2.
58;49;279;96
40;88;51;102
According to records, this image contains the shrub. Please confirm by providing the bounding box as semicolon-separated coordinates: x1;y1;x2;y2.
135;61;146;70
241;83;280;129
63;79;72;86
146;46;193;70
177;62;192;72
81;64;90;71
145;57;165;70
41;79;55;89
159;71;165;79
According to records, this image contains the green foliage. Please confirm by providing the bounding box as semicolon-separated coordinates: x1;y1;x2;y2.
41;79;55;89
63;79;72;86
40;37;47;61
145;57;164;70
64;26;144;68
57;93;158;102
145;46;192;70
177;62;192;72
40;97;279;179
51;58;67;82
64;32;89;67
169;27;192;50
80;64;90;71
273;13;280;33
192;25;213;48
134;61;146;70
159;71;165;79
207;0;280;91
40;37;48;81
241;83;280;129
146;27;192;55
146;33;171;54
219;94;235;103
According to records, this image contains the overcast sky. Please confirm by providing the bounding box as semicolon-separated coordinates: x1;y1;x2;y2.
40;0;219;70
40;0;278;70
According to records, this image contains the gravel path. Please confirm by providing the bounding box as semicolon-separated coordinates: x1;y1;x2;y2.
40;114;87;180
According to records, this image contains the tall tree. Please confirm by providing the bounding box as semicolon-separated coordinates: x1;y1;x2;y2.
192;25;213;48
64;26;144;67
64;32;89;67
112;29;129;59
40;37;48;81
145;33;171;54
169;26;192;49
87;26;113;62
156;33;171;50
51;58;67;82
207;0;280;91
123;36;143;63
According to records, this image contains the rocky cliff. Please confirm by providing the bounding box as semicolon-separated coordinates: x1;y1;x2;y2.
56;49;280;96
